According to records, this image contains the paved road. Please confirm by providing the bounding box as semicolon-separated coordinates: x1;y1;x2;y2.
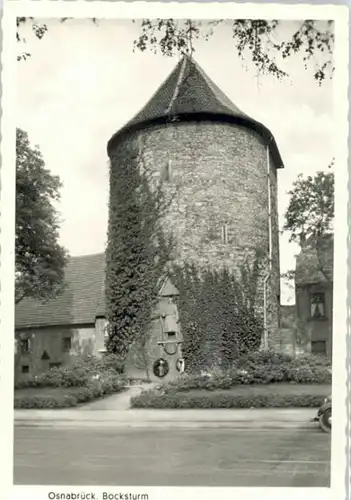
14;426;331;487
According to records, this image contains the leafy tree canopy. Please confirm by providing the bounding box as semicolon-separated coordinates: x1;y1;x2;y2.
17;17;334;84
132;19;334;84
283;161;334;246
282;161;334;284
16;128;68;304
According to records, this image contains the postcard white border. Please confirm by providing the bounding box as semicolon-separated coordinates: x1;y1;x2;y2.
1;2;349;500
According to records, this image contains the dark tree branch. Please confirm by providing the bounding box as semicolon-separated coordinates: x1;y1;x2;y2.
132;19;334;85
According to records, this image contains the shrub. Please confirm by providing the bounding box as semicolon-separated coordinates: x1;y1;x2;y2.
14;353;127;408
235;350;294;368
288;365;331;384
14;366;89;389
290;353;331;368
156;352;331;394
99;353;125;374
15;354;127;390
131;391;325;409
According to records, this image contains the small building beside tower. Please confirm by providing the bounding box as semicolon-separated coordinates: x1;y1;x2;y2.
294;237;333;360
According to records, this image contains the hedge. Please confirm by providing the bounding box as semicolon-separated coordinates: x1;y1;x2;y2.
234;351;331;368
158;368;331;395
131;391;326;409
14;377;126;409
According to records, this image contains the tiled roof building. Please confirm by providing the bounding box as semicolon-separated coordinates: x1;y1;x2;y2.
15;253;106;329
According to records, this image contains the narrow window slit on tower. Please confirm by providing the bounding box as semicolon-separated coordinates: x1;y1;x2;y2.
163;160;172;182
221;224;228;244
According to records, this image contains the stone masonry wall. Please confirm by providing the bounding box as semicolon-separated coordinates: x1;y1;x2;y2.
295;283;333;359
110;120;281;344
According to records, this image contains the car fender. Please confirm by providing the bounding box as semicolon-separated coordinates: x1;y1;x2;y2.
319;401;332;414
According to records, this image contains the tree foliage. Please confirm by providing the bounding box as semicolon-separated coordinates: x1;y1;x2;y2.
283;162;334;283
16;17;48;61
133;19;334;84
16;128;68;304
105;137;174;366
17;17;334;84
283;163;334;245
16;17;99;61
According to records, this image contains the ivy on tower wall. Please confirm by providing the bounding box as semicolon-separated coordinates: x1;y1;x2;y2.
170;250;265;372
105;137;174;369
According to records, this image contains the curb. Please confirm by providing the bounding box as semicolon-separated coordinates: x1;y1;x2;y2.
14;419;316;430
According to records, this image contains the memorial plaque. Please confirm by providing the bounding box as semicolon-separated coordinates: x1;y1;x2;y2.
153;358;169;378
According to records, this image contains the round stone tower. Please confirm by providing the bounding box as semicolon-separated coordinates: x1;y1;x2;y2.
107;55;284;355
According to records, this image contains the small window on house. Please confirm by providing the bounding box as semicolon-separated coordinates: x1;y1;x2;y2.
21;365;29;374
50;362;62;369
41;350;50;360
62;337;72;352
310;292;326;319
311;341;327;355
221;224;228;244
168;331;176;338
20;339;29;353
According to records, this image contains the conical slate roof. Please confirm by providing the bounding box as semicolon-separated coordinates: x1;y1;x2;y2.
107;55;283;168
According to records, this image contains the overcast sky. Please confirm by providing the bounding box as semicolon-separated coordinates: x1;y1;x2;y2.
16;18;334;304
